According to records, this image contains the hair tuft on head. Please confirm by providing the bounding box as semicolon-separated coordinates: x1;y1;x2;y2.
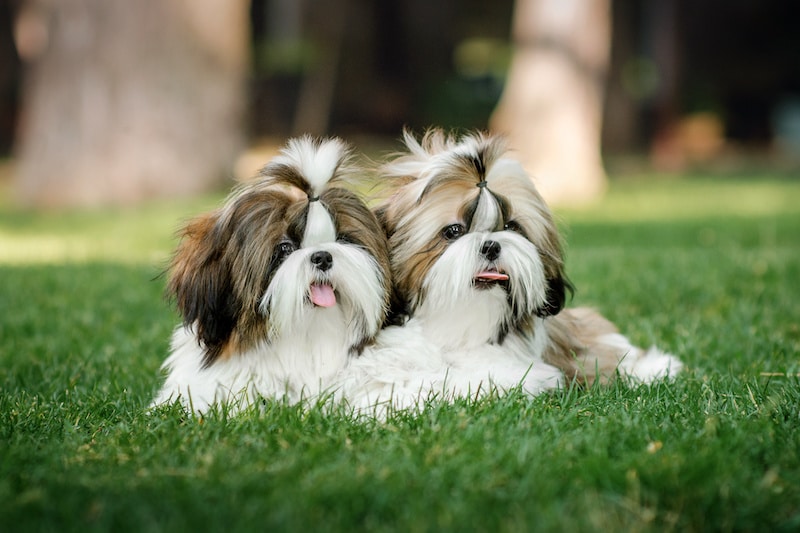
254;135;356;200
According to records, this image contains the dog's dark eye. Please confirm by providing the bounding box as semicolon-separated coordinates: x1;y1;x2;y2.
504;220;523;234
442;223;466;241
337;233;356;245
275;241;296;260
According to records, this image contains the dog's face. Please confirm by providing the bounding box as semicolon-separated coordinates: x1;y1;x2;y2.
377;130;569;347
168;138;392;366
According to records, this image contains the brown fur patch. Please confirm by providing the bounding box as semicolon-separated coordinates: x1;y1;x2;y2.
544;307;633;385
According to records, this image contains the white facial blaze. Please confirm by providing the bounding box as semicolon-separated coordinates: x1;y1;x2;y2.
260;243;386;343
416;231;549;349
302;201;337;247
273;136;347;248
469;188;501;233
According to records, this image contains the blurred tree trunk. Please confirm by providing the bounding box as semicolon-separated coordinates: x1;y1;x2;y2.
291;0;347;136
13;0;250;208
491;0;610;205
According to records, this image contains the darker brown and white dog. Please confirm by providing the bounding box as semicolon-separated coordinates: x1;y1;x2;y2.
152;137;392;413
337;130;681;411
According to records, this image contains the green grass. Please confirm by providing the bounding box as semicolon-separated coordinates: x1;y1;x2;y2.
2;176;799;531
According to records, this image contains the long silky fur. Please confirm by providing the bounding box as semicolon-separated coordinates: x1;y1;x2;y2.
154;136;392;413
377;128;570;331
373;128;681;389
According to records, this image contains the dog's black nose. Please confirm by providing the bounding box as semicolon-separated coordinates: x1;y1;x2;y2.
480;240;501;261
310;250;333;271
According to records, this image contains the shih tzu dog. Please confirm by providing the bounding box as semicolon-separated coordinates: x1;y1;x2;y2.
337;129;681;411
152;136;392;413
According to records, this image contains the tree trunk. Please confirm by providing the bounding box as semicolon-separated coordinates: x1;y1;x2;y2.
13;0;250;208
490;0;610;205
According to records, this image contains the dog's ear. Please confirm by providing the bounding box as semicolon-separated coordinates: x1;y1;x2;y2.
530;212;574;318
534;228;573;318
536;274;573;318
167;213;240;366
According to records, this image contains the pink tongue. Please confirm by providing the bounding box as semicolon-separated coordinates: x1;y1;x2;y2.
475;271;509;281
310;283;336;307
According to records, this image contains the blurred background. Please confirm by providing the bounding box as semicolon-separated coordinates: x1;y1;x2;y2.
0;0;798;208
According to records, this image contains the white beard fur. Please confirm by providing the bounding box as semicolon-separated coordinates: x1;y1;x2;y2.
152;242;386;414
333;313;683;418
153;304;353;414
413;231;548;345
334;317;563;418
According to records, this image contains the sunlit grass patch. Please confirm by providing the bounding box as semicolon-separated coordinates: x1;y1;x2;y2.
0;195;223;265
559;176;800;223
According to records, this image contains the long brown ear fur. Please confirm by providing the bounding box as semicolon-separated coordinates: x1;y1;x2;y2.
167;213;240;366
532;197;573;318
536;273;573;317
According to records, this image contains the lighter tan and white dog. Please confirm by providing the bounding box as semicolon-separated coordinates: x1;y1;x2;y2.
336;130;681;412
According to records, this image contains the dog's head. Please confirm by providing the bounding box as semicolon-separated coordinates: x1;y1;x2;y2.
168;136;392;366
376;129;570;347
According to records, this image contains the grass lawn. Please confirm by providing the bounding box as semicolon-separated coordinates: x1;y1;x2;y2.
1;174;799;531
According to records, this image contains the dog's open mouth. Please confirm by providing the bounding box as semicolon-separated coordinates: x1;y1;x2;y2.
309;282;336;307
473;268;509;289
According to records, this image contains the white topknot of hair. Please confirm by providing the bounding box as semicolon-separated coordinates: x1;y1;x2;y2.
385;128;505;178
378;128;508;207
274;135;351;197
